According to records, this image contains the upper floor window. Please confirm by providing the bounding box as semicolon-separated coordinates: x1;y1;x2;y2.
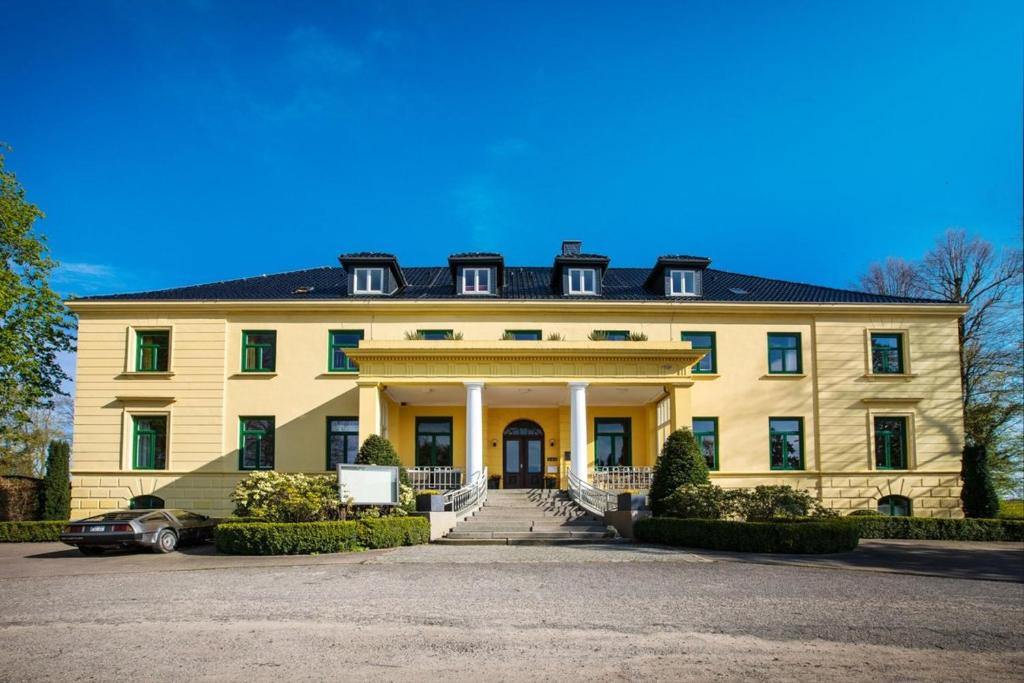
769;417;804;470
767;333;802;374
132;415;167;470
692;417;719;470
595;418;632;467
418;329;455;341
874;416;908;469
682;332;717;373
136;330;169;372
239;417;275;470
871;333;905;374
592;330;630;341
353;267;384;294
242;331;276;372
668;269;697;296
462;268;491;294
505;330;542;340
567;268;597;294
329;330;363;372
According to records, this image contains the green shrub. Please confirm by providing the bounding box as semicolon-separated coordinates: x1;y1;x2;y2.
230;471;345;522
734;485;836;521
662;484;739;520
649;429;709;516
847;515;1024;542
40;441;71;521
635;517;859;554
0;520;66;542
998;500;1024;520
961;444;999;518
214;516;430;555
846;509;882;516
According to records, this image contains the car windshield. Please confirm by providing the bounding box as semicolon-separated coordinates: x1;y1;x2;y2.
82;512;142;522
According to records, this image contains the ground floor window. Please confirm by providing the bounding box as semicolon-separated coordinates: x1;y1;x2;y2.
692;417;718;470
132;415;167;470
595;418;631;467
878;495;911;516
129;494;164;509
769;417;803;470
874;416;908;469
416;417;453;467
239;417;275;470
327;417;359;469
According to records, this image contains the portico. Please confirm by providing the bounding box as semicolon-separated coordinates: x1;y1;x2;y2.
345;340;705;488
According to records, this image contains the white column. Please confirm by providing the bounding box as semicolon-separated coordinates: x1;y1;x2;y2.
464;381;485;482
568;382;589;481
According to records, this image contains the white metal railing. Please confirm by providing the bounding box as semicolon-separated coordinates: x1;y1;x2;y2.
568;469;617;517
592;466;654;492
407;467;463;491
443;467;488;516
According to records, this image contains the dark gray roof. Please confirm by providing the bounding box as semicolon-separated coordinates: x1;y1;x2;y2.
72;265;948;304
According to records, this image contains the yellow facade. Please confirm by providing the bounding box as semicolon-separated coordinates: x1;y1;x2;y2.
65;299;966;518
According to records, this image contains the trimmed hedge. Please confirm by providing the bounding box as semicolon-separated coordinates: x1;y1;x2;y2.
0;521;66;542
635;517;859;554
847;515;1024;542
215;516;430;555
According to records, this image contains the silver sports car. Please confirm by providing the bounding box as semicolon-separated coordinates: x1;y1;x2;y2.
60;509;218;555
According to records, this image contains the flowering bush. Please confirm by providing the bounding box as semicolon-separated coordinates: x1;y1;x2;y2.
230;471;350;522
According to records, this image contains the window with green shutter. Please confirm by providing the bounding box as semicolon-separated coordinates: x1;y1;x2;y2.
874;416;908;469
242;331;276;372
136;330;170;372
132;415;167;470
328;330;363;372
239;417;275;470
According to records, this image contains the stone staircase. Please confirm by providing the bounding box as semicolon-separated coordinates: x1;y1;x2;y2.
435;489;617;545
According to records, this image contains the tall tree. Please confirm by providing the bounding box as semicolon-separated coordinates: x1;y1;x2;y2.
860;229;1024;497
0;144;75;436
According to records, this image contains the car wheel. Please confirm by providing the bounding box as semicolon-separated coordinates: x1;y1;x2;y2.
79;547;104;556
153;529;178;553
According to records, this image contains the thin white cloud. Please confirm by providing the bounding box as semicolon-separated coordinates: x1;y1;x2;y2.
53;261;122;294
56;262;115;278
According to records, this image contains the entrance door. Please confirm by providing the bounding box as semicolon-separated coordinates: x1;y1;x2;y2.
502;420;544;489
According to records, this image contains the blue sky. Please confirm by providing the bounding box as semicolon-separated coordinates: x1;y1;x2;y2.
3;0;1021;304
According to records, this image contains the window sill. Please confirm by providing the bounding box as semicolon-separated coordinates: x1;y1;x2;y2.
317;372;358;378
230;372;277;379
862;373;917;380
117;372;175;379
760;373;806;379
690;373;720;379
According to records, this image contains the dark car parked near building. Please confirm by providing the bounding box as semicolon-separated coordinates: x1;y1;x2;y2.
60;509;218;555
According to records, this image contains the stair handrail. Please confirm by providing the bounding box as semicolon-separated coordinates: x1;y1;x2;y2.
568;469;618;517
443;467;488;517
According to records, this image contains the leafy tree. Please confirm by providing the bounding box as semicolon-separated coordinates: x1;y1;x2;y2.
41;440;71;520
0;144;75;436
860;229;1023;498
649;429;709;516
960;444;999;518
0;397;73;477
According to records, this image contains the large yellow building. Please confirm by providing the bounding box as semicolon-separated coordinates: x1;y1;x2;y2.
66;242;966;518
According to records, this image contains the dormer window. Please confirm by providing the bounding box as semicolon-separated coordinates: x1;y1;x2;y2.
462;268;491;294
353;268;384;294
567;268;597;295
668;270;697;296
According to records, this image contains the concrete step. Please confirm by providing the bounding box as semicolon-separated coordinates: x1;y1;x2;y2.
434;537;625;546
456;523;607;533
443;530;613;541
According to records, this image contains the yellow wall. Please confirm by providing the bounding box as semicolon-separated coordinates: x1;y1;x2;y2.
67;303;966;518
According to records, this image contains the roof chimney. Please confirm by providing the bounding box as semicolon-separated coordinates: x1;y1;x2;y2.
561;240;582;256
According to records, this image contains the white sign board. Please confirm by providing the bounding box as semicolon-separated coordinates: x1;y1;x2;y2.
337;464;400;506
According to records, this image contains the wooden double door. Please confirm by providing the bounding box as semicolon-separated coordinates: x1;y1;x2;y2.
502;420;545;489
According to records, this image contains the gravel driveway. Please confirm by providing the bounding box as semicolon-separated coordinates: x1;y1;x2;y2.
0;542;1021;682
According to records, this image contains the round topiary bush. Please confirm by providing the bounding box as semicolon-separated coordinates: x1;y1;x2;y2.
648;429;709;517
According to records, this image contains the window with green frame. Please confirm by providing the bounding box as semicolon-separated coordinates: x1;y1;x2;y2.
136;330;169;372
871;333;905;374
769;417;804;470
239;417;275;470
505;329;542;340
241;331;276;372
418;329;454;341
328;330;364;372
326;417;360;469
692;417;719;470
874;416;908;469
596;330;630;341
682;332;717;373
877;495;911;516
416;417;453;466
767;333;802;374
132;415;167;470
595;418;631;467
